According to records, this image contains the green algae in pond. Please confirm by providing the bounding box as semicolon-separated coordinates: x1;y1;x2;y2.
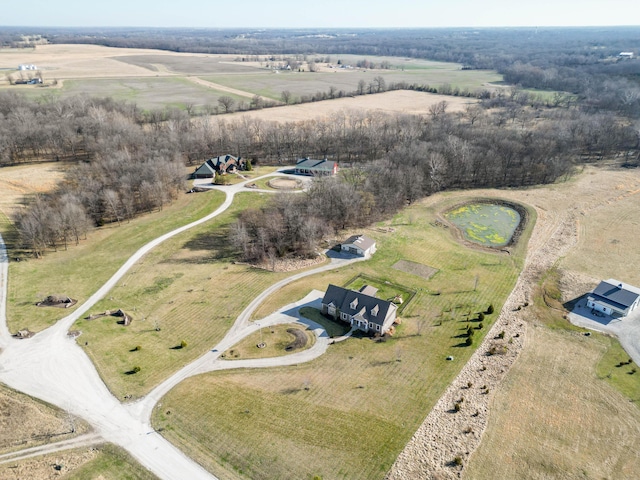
446;204;520;246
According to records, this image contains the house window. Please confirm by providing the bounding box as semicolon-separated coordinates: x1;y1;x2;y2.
341;312;348;320
350;298;358;310
371;305;379;317
376;324;380;331
369;322;374;329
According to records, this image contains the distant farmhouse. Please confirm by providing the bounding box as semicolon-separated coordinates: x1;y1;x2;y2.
294;158;338;176
192;155;245;178
618;52;635;59
18;64;38;70
321;284;398;335
340;235;376;257
586;279;640;317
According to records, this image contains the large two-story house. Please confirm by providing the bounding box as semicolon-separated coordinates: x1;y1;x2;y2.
321;284;397;335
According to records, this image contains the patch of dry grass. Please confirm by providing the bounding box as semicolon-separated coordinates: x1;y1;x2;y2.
0;443;158;480
464;325;640;480
0;385;89;455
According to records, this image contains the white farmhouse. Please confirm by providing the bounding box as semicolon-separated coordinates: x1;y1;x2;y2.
586;279;640;317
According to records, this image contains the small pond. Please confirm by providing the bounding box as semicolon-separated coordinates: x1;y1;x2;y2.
445;203;521;247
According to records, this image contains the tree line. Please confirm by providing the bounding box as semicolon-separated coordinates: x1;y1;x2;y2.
5;85;639;257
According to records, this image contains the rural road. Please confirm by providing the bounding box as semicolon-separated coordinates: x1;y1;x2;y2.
0;172;363;479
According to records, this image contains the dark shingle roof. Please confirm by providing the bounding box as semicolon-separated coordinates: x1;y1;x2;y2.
322;284;396;326
295;158;335;171
591;279;640;309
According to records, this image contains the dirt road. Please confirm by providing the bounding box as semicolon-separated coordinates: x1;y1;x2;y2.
0;172;364;479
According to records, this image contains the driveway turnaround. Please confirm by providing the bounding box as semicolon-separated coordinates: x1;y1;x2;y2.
0;173;366;480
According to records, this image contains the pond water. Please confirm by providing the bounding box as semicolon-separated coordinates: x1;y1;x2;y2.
445;203;521;247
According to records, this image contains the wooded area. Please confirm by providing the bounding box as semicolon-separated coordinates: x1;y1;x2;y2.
2;26;639;257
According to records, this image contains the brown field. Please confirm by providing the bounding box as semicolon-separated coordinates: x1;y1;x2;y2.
0;162;69;219
0;384;89;456
226;90;475;123
464;326;640;479
0;44;242;80
0;44;485;113
0;443;159;480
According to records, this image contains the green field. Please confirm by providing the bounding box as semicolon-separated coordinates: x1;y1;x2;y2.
4;189;226;334
13;77;247;111
73;192;334;400
151;194;534;480
204;65;501;101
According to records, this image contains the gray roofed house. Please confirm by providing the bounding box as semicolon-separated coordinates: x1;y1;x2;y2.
586;279;640;317
294;158;338;176
192;155;245;178
340;235;376;257
321;284;397;335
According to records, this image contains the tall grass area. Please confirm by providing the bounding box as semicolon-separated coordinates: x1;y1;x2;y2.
4;190;226;334
75;193;309;399
152;195;534;480
464;326;640;480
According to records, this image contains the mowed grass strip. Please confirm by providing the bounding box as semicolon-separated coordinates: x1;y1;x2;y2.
464;326;640;480
6;188;226;333
152;195;533;479
75;192;321;399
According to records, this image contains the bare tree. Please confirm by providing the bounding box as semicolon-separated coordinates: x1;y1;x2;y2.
281;90;293;104
218;96;235;113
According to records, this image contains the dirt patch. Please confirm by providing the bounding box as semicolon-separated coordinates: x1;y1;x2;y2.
392;260;438;280
285;328;308;351
267;177;303;190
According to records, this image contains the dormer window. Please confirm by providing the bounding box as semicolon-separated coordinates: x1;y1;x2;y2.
350;298;358;310
371;304;379;317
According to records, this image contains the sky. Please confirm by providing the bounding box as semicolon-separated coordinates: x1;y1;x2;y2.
3;0;640;28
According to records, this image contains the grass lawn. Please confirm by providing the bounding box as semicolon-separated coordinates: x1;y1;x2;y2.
4;189;227;334
66;444;160;480
345;273;416;313
299;306;351;338
151;194;534;480
222;324;315;360
74;192;332;400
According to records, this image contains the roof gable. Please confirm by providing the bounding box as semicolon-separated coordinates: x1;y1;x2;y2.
343;235;376;251
592;279;640;308
323;284;396;326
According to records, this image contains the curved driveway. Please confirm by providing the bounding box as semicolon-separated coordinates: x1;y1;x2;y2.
0;172;364;479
